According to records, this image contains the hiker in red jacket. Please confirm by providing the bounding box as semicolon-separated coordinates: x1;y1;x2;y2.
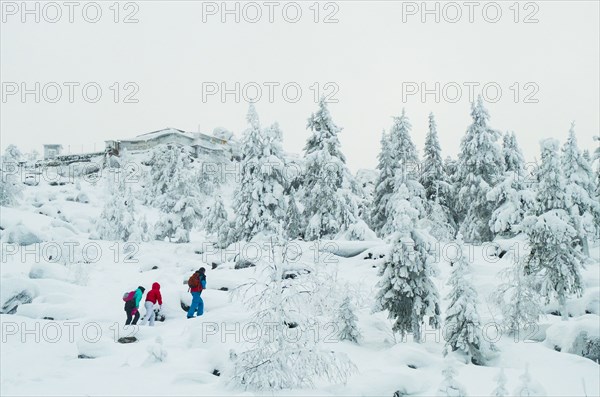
140;282;162;326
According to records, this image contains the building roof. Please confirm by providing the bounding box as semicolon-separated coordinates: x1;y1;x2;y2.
122;128;194;143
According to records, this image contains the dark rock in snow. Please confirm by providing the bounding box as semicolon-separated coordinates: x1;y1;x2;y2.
219;287;229;291
43;317;55;320
212;369;221;377
407;364;417;369
284;321;298;329
211;262;219;270
181;301;190;312
393;389;409;397
151;266;158;270
234;259;256;270
1;290;35;314
117;336;137;344
78;354;94;359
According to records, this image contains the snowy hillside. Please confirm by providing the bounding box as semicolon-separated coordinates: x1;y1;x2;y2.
1;100;599;396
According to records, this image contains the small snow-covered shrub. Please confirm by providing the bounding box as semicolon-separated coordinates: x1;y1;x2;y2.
144;336;168;365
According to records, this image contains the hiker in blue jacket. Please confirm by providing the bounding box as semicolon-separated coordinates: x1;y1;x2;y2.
187;268;206;319
124;286;145;325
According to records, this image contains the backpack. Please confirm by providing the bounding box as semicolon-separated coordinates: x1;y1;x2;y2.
122;291;135;302
188;273;200;289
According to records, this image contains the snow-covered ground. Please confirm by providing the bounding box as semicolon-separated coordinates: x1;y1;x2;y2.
1;165;599;397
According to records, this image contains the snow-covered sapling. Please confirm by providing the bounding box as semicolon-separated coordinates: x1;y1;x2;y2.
336;292;362;343
444;233;487;365
491;368;509;397
437;365;468;397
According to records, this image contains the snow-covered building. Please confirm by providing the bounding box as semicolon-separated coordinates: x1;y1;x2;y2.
105;128;235;158
43;144;63;160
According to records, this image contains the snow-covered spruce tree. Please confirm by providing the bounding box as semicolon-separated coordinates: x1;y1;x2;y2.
96;169;147;242
593;135;600;237
487;132;535;237
513;364;546;396
230;243;355;390
420;113;455;241
561;124;599;255
233;106;287;241
444;232;486;365
336;292;362;343
302;98;360;240
371;130;396;235
491;368;509;397
0;145;23;206
444;156;460;224
492;258;543;336
145;144;179;206
421;112;451;205
154;146;203;243
375;184;441;342
437;365;467;397
456;96;504;243
380;110;426;237
522;139;583;320
285;187;302;240
203;195;228;236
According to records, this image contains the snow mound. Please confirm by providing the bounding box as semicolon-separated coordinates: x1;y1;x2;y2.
29;262;71;282
1;223;43;245
545;314;600;361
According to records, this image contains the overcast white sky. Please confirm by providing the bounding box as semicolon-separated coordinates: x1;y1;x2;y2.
1;0;599;171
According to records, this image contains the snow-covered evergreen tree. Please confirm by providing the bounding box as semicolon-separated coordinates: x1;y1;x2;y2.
444;232;486;365
503;132;525;173
390;109;419;181
153;145;203;243
336;292;361;343
0;145;23;206
487;132;534;237
493;258;543;335
145;144;179;206
437;365;468;397
302;98;360;240
371;130;396;235
285;187;302;240
230;243;355;390
421;113;451;205
561;123;599;254
378;110;426;237
216;221;236;249
203;195;228;236
593;135;600;237
96;168;147;242
375;184;441;342
513;364;546;396
419;113;455;241
522;139;583;319
444;156;460;224
234;105;287;241
456;96;504;243
491;368;509;397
